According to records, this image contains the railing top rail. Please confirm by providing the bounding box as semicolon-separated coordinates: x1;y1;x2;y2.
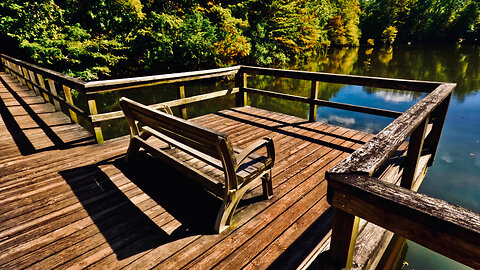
328;82;456;176
328;173;480;269
83;65;241;93
0;53;87;90
240;66;443;92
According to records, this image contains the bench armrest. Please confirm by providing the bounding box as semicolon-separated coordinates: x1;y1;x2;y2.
235;137;275;170
156;104;173;115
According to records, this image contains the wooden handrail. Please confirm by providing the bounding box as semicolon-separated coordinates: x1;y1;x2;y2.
1;54;241;143
244;87;403;118
0;53;86;91
323;81;457;269
240;66;442;92
328;83;455;176
327;173;480;269
1;53;241;94
1;60;89;119
83;66;241;93
89;88;239;123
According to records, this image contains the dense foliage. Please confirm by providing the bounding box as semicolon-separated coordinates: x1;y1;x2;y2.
1;0;479;80
360;0;480;45
0;0;362;79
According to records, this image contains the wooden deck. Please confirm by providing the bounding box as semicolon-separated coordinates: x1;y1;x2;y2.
0;71;377;269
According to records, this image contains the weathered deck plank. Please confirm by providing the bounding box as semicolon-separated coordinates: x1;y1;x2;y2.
0;71;382;269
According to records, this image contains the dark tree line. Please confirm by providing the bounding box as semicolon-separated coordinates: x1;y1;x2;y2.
360;0;480;45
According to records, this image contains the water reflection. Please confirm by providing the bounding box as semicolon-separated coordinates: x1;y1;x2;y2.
372;91;415;103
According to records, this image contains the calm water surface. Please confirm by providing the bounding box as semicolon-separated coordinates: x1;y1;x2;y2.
275;45;479;270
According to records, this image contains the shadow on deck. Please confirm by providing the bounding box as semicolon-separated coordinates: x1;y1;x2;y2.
0;74;95;157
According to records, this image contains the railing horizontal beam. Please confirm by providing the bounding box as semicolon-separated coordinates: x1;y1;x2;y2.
90;88;239;123
84;66;241;93
241;66;441;92
3;64;89;118
0;54;86;91
244;87;402;118
244;87;309;103
327;173;480;269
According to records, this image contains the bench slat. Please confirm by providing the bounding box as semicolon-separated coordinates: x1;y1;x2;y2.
125;99;226;140
134;136;225;197
131;109;223;159
142;126;224;170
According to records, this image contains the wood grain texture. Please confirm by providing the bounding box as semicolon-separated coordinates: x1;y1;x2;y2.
1;62;461;270
83;66;241;93
1;54;86;91
328;174;480;269
0;87;374;270
0;99;371;270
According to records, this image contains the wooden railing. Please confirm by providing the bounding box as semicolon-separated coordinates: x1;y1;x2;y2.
2;54;477;268
1;54;240;143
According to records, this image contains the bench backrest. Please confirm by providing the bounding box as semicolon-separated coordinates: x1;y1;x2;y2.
119;98;238;184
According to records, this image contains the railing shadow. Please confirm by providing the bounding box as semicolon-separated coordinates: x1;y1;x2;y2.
0;74;94;155
214;109;360;154
267;207;334;269
59;151;219;260
227;107;367;144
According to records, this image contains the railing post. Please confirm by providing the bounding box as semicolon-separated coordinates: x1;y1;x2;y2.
28;70;41;96
179;85;188;119
235;71;247;107
400;117;429;189
2;58;10;75
36;74;50;102
47;78;61;111
85;93;104;143
62;85;78;124
425;93;452;167
4;60;10;75
12;63;23;84
329;208;360;269
17;65;27;85
309;80;319;122
22;67;34;90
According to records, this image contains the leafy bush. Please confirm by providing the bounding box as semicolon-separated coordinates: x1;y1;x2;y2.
381;25;398;46
0;0;364;79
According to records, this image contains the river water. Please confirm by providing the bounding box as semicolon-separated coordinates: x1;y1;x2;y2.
274;45;479;270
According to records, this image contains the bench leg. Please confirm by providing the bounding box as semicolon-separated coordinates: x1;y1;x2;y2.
125;139;140;163
214;184;251;233
261;170;273;199
125;132;152;163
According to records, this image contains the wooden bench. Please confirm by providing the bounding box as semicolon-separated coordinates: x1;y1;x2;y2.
119;97;275;233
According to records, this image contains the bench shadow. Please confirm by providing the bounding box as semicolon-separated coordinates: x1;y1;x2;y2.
59;152;220;260
113;151;222;234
